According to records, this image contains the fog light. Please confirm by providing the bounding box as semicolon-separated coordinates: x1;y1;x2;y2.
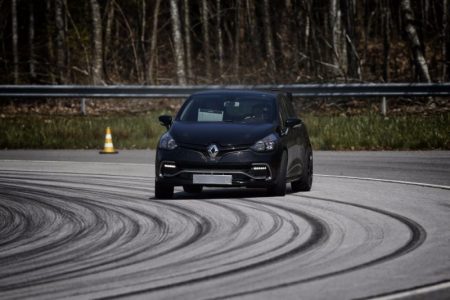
251;165;270;179
164;163;176;169
252;166;267;171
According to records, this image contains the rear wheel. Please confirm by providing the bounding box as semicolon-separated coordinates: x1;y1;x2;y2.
154;181;174;199
291;148;313;192
183;185;203;193
268;151;287;196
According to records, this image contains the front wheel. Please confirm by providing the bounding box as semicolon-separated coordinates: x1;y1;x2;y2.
267;151;287;196
155;181;174;199
291;148;313;192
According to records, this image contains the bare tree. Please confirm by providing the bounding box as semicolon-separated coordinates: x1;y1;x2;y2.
234;0;244;79
443;0;449;81
55;0;66;83
383;4;391;82
400;0;431;82
170;0;186;85
245;0;261;64
148;0;161;84
216;0;224;79
103;0;115;82
29;1;36;81
201;0;211;80
279;0;292;69
2;0;447;84
89;0;103;84
184;0;193;82
139;0;147;83
46;0;55;83
340;0;360;80
329;0;346;77
12;0;18;83
263;0;276;80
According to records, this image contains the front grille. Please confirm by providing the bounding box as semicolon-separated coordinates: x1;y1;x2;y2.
177;143;250;157
160;163;272;182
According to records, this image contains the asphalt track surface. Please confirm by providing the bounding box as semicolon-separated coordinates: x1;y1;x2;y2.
0;150;449;299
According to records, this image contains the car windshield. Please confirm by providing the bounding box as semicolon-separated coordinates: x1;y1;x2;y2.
177;94;276;123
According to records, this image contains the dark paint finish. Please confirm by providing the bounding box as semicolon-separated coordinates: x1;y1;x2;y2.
155;90;312;197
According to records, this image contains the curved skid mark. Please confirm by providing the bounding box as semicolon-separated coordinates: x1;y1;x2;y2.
212;194;427;299
0;170;429;299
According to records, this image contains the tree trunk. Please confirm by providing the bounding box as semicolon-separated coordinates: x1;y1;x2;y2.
234;0;244;79
279;0;292;70
201;0;211;80
263;0;276;81
46;0;55;83
443;0;449;81
302;1;312;73
12;0;18;83
55;0;66;83
139;0;147;83
183;0;193;82
89;0;103;84
104;0;115;82
148;0;161;84
400;0;431;82
340;0;360;80
245;0;261;64
329;0;342;77
169;0;186;85
216;0;224;79
29;1;36;81
383;5;391;82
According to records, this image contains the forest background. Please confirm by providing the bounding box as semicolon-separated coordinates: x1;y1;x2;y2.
2;0;449;85
0;0;448;150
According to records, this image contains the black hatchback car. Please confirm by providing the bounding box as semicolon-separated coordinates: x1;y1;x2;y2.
155;90;313;199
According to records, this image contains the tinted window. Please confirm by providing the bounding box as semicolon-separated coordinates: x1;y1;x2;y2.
278;96;289;127
177;94;276;123
285;96;297;118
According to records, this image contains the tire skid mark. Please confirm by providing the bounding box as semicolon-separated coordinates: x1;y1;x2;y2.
90;198;304;296
102;200;329;299
0;171;325;299
212;194;427;299
0;189;165;288
0;175;216;295
0;170;428;300
2;188;153;282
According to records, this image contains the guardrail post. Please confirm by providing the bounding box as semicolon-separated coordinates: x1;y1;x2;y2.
381;97;387;116
81;98;86;115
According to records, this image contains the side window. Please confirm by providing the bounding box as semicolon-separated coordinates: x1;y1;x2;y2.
278;96;289;128
286;97;297;118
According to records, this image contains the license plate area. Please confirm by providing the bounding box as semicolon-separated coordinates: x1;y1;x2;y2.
193;174;232;185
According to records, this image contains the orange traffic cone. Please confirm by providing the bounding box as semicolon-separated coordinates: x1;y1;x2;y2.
99;127;118;154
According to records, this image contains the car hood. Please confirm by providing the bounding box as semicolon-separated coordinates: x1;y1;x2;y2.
170;121;276;147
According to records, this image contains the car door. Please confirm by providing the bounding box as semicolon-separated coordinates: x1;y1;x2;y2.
278;95;300;179
284;96;304;178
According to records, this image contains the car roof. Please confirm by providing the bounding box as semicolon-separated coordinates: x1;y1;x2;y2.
190;89;279;98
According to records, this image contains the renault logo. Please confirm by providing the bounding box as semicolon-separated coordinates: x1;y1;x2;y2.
207;144;219;158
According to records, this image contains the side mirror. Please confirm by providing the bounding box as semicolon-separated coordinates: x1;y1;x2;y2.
159;115;172;130
285;118;302;128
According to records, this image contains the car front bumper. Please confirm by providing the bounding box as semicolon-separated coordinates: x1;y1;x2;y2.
155;146;283;187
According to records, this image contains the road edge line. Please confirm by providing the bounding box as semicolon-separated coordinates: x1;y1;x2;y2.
315;174;450;190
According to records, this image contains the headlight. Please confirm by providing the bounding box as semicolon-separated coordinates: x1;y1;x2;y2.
159;132;177;150
250;133;278;152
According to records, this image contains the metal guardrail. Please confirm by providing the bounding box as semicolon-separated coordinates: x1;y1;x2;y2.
0;83;449;98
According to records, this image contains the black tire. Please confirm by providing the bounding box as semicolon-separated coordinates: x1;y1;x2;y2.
291;148;313;192
268;151;287;196
154;181;174;199
183;185;203;193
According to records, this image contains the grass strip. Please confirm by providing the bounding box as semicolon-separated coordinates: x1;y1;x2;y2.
0;113;448;150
